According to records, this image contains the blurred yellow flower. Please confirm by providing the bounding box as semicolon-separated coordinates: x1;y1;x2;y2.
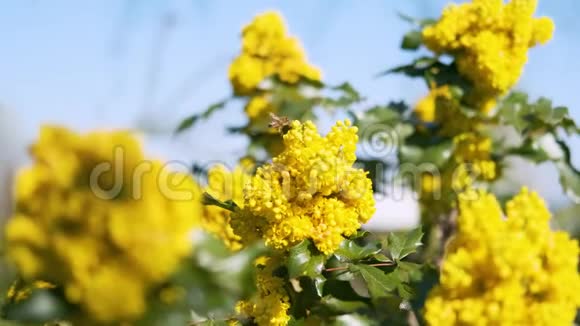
425;188;580;325
202;163;253;251
414;86;479;136
5;280;56;303
229;11;321;96
245;94;273;121
235;254;290;326
231;120;375;254
420;173;442;195
414;85;452;123
423;0;554;111
5;126;202;323
451;132;496;189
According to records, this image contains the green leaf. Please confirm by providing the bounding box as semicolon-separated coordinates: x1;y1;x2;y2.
401;30;422;50
174;99;229;134
420;141;453;166
349;265;399;299
319;82;365;109
318;296;367;314
399;141;453;167
550;106;569;124
534;97;552;121
353;105;402;129
396;283;414;300
323;279;366;302
352;105;414;155
397;12;437;27
557;161;580;204
497;92;579;135
299;76;325;88
201;192;239;212
373;296;407;325
297;276;327;306
398;145;423;164
379;57;437;78
272;84;318;121
372;253;393;263
334;239;381;262
396;262;422;282
387;100;410;114
175;114;198;134
313;276;326;297
387;228;423;261
287;240;325;279
333;82;361;101
505;139;552;163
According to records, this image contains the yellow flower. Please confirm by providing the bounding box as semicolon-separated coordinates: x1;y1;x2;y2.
5;126;202;323
420;173;442;195
235;254;290;326
229;11;321;95
231;120;375;254
423;0;554;111
202;163;253;251
415;85;452;123
415;87;478;136
450;133;496;190
245;94;273;121
425;188;580;326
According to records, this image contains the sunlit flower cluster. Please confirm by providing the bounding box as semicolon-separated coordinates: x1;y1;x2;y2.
236;255;290;326
229;11;321;96
425;188;580;325
202;161;254;251
230;120;375;254
422;0;554;110
5;126;202;322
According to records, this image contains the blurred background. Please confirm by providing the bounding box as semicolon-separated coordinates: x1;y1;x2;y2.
0;0;578;231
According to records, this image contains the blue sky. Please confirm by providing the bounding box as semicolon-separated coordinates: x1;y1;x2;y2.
0;0;578;206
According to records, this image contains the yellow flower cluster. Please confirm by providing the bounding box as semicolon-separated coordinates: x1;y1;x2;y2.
245;94;274;121
202;162;253;251
236;255;290;326
425;188;580;326
5;126;202;323
422;0;554;110
229;11;321;96
414;85;452;123
419;132;496;218
414;86;479;137
451;132;496;189
231;120;375;254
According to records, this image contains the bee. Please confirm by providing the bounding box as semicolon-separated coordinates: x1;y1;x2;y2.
268;113;291;133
